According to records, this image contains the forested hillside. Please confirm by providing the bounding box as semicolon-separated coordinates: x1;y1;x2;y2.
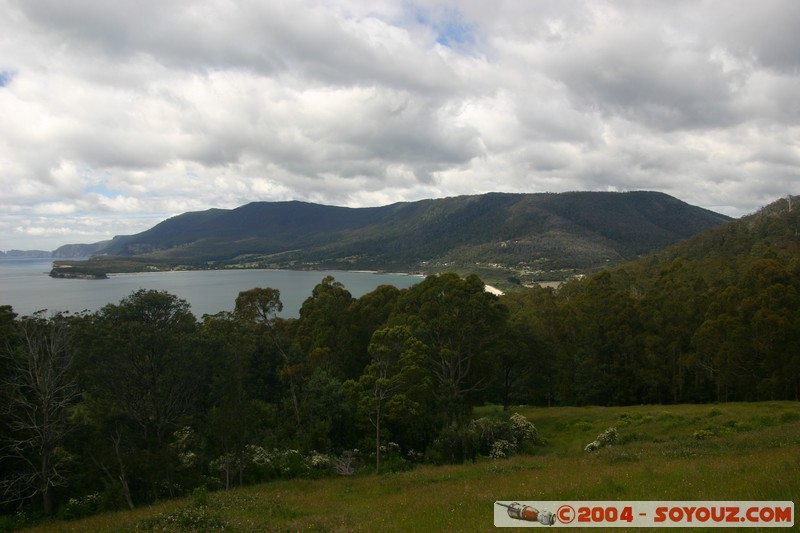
52;191;730;281
1;196;796;523
503;195;800;405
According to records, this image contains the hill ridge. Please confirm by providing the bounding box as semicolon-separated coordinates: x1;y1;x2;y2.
52;191;732;282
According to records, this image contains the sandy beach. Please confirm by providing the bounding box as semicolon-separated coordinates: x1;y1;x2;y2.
484;284;504;296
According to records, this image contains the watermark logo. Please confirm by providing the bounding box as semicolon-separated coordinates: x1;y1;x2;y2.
495;502;556;525
494;501;794;528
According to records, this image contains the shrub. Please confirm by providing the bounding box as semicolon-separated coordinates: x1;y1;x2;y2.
584;427;618;452
309;452;332;471
429;413;539;463
376;442;413;473
509;413;538;444
693;429;716;440
333;451;362;476
57;492;100;520
597;427;618;446
619;413;652;426
190;485;209;508
489;439;517;459
210;447;335;484
584;440;601;453
0;509;34;533
274;449;311;478
470;417;512;456
426;424;478;465
750;414;775;427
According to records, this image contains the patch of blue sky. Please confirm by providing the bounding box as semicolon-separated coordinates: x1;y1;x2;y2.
409;3;476;49
84;184;124;197
435;18;475;48
0;70;14;87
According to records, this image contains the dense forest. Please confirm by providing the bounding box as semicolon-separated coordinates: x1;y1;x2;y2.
1;197;798;522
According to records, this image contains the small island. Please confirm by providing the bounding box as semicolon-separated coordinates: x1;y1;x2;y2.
49;263;109;279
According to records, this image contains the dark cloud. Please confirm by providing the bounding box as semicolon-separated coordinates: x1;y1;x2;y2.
698;0;800;74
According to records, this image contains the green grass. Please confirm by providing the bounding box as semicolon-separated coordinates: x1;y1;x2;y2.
20;402;800;532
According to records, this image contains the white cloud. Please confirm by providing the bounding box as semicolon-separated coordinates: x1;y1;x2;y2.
1;0;799;251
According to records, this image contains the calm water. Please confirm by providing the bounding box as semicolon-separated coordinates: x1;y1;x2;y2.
0;258;421;318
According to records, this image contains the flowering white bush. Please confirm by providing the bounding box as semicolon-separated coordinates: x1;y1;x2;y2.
310;451;331;469
584;427;618;452
60;492;100;520
490;439;517;459
406;449;424;463
509;413;538;443
171;426;198;468
247;445;272;467
597;427;618;445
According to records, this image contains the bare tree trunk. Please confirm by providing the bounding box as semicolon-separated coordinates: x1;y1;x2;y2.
1;313;77;514
375;402;381;473
112;430;135;511
41;455;53;516
93;427;135;511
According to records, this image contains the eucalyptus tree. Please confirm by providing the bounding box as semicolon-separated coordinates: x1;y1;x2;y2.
82;290;200;448
293;276;359;380
199;311;266;489
73;289;201;502
346;325;431;472
0;312;78;515
234;287;302;427
493;288;558;408
345;284;403;380
390;273;508;424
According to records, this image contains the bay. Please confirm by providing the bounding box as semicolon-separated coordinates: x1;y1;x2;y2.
0;258;421;318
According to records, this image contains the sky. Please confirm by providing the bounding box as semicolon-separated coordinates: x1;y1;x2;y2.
1;0;799;252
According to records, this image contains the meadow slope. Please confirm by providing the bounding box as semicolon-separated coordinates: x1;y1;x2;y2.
20;402;800;532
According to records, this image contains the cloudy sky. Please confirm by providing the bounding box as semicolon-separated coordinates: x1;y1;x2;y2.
1;0;799;251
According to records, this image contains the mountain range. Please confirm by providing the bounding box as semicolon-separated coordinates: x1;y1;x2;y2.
50;191;731;283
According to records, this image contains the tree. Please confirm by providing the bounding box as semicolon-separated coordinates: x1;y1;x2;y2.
347;325;429;472
73;290;200;503
636;261;709;403
84;290;199;448
199;312;265;490
346;284;403;379
556;271;643;405
391;273;508;423
0;313;78;515
299;369;352;452
234;287;283;324
294;276;358;379
496;287;560;407
234;287;302;426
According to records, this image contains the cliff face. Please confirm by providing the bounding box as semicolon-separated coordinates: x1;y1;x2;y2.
51;242;111;258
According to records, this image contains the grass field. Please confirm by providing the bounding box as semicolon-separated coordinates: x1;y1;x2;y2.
19;402;800;532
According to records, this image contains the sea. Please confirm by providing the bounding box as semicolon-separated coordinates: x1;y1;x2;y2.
0;258;422;319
